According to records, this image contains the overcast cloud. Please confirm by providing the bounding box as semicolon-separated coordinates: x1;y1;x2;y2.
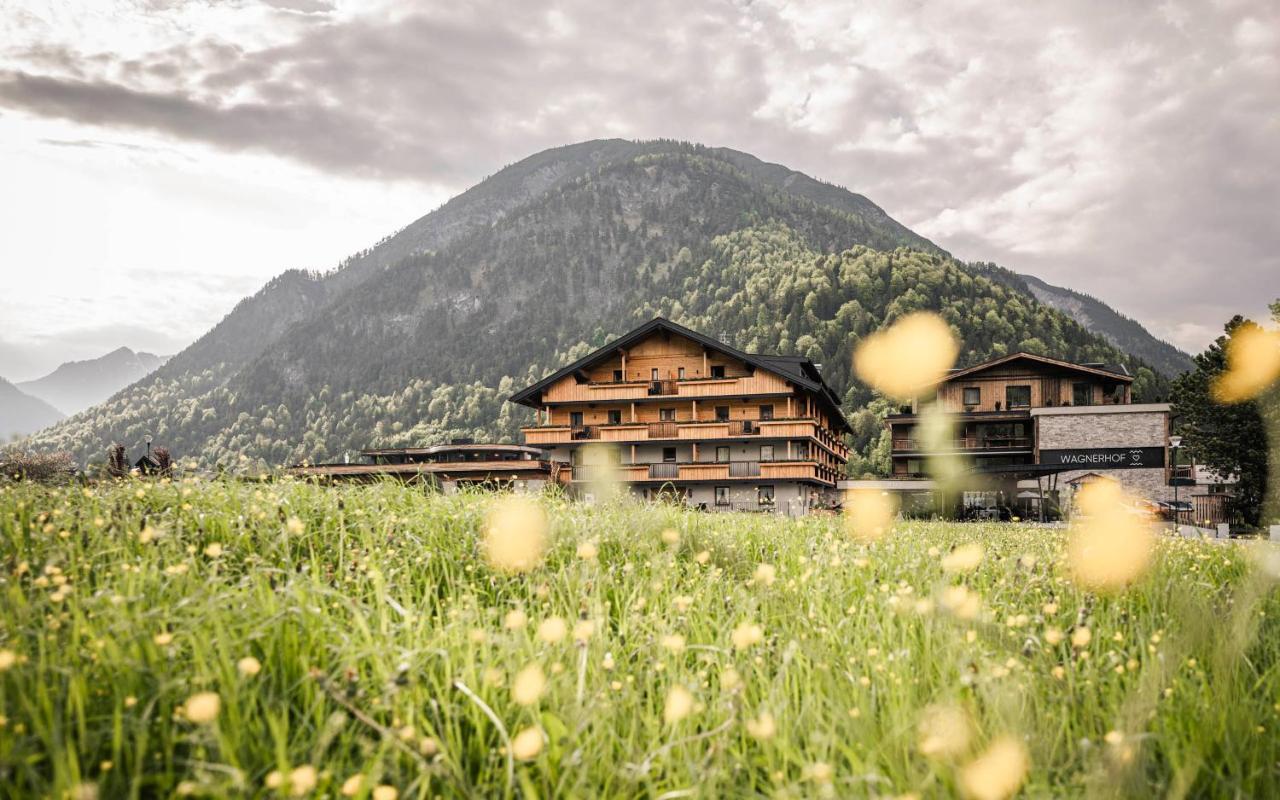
1;0;1277;378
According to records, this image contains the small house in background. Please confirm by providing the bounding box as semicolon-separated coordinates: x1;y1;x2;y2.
286;441;556;492
133;453;160;475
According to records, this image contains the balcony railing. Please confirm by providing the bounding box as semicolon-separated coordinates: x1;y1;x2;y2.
648;421;678;438
566;459;835;486
649;462;680;479
647;379;677;396
727;420;758;436
891;437;1032;452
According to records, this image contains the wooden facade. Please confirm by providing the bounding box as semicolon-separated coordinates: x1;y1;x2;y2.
510;318;851;514
886;353;1135;478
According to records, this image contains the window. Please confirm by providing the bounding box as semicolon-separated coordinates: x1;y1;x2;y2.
759;404;774;420
711;365;725;378
760;444;775;461
1072;383;1092;406
714;486;730;507
651;368;659;380
715;405;730;421
758;485;775;506
678;367;686;379
613;369;623;382
570;411;584;428
716;446;730;462
660;407;676;421
1005;385;1031;409
607;409;622;425
662;447;677;463
963;387;980;406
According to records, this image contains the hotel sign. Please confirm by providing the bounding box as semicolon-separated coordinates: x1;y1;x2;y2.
1039;447;1165;470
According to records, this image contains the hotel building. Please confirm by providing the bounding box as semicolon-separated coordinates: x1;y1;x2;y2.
510;318;849;515
872;352;1176;518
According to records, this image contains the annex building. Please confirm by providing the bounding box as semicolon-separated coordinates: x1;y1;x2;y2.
510;317;849;516
871;352;1176;519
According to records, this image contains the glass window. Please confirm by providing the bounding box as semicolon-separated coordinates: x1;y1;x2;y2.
1006;385;1031;409
651;368;659;380
963;387;980;406
711;365;725;378
1072;383;1092;406
760;404;774;420
662;447;677;463
570;411;584;427
716;446;730;462
613;369;623;382
678;367;686;379
659;407;676;421
758;485;775;506
715;405;730;421
607;409;622;425
760;444;775;461
714;486;730;506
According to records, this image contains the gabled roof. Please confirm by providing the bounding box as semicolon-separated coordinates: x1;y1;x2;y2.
943;352;1134;384
509;317;851;432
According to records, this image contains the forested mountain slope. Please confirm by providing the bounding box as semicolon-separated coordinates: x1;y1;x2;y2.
24;142;1169;475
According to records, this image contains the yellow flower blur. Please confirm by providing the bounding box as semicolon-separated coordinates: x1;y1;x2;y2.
482;496;549;573
959;736;1029;800
1213;325;1280;403
853;311;960;400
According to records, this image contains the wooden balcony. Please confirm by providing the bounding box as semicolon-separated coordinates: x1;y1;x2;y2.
891;436;1033;453
543;372;792;403
522;417;848;459
562;459;838;486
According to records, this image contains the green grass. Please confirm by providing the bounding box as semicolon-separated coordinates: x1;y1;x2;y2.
1;478;1278;798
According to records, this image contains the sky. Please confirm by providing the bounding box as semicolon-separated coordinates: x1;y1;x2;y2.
1;0;1277;381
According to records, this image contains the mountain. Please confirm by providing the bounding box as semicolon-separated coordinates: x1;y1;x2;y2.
0;377;65;441
23;139;1174;474
18;347;168;416
970;264;1194;377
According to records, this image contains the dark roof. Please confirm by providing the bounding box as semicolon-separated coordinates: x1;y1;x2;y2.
133;454;159;468
508;317;851;433
944;352;1134;383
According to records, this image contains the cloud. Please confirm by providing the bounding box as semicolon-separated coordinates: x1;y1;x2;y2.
0;0;1277;354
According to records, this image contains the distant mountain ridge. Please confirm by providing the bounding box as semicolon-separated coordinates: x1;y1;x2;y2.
18;347;168;417
22;139;1178;474
1;377;64;441
969;264;1194;377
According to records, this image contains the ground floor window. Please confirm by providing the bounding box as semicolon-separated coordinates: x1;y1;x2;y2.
758;485;775;507
714;486;730;506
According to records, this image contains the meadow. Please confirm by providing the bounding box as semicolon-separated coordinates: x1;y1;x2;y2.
1;478;1278;799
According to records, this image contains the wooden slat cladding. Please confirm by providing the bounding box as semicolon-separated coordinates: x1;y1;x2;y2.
542;371;791;403
938;371;1129;412
580;332;751;383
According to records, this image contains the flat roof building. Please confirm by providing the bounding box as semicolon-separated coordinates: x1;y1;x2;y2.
286;442;558;490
